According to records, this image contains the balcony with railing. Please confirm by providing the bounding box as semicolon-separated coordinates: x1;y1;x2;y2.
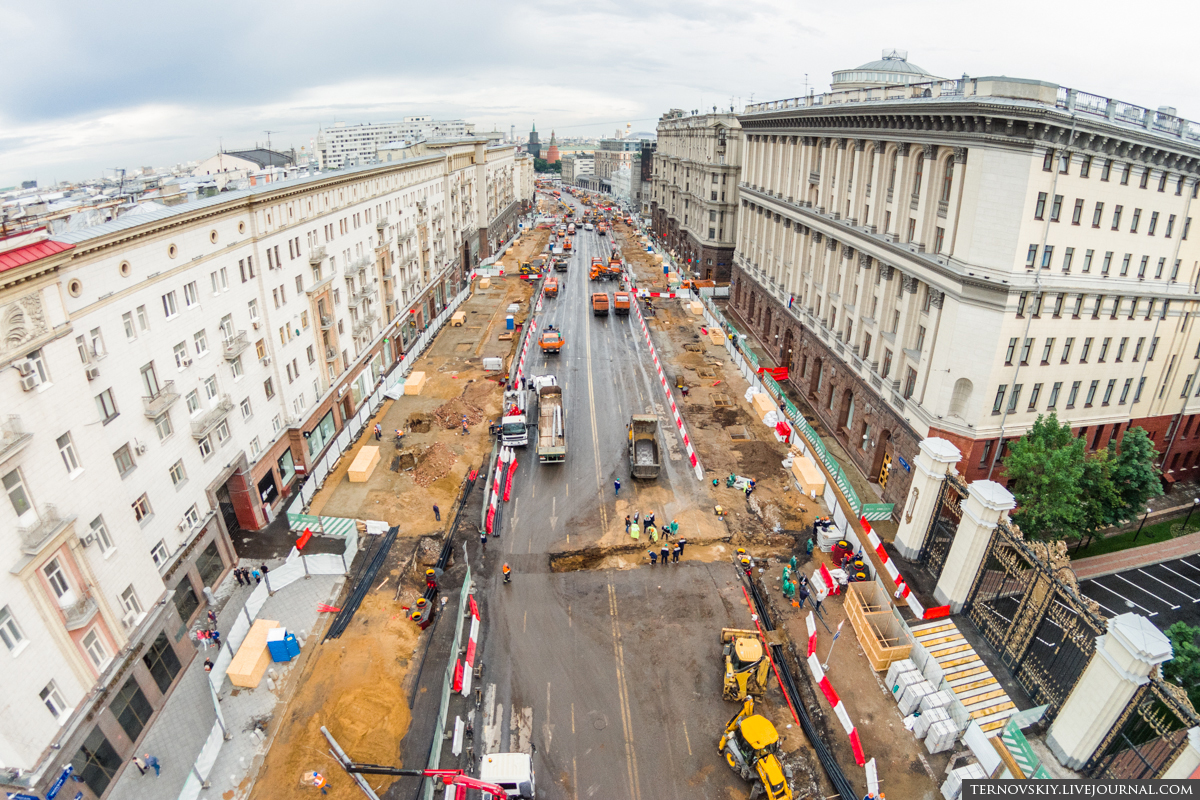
309;245;326;265
307;263;337;295
351;284;375;305
0;415;33;464
221;331;249;360
320;314;333;330
61;591;99;632
19;504;75;555
142;380;180;418
191;395;234;439
353;313;378;337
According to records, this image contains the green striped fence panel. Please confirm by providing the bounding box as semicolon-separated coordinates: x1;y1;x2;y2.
319;516;359;538
861;504;895;521
288;513;322;532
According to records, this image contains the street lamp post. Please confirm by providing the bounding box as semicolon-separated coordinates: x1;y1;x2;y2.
1132;507;1155;543
1184;498;1200;533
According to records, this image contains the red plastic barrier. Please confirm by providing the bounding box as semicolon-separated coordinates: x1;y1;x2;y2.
503;459;518;502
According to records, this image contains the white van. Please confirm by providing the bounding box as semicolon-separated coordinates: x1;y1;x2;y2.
479;753;535;797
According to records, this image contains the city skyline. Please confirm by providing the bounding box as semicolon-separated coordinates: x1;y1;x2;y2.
3;0;1196;186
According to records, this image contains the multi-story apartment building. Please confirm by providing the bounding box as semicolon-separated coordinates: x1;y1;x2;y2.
316;117;477;170
593;138;644;181
561;154;594;186
651;109;743;281
729;58;1200;513
0;138;530;800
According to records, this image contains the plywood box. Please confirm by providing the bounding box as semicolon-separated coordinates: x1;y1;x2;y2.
227;619;280;688
479;277;491;289
707;329;726;345
349;446;380;483
451;311;466;327
404;371;427;395
790;454;826;496
687;301;704;316
750;392;776;420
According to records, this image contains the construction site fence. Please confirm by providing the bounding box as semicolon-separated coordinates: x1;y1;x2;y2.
422;563;474;800
285;285;472;531
176;531;360;800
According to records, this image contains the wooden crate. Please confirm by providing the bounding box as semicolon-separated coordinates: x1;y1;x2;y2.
227;619;280;688
750;392;776;421
451;311;466;327
845;583;912;672
404;371;427;395
349;446;380;483
790;454;826;495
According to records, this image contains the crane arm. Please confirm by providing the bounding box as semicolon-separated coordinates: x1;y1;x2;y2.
342;765;509;799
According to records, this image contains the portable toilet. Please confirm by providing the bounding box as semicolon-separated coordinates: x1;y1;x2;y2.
506;315;515;330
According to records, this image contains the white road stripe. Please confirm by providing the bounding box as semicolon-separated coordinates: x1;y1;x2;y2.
1113;572;1178;610
1088;578;1159;616
1138;567;1196;602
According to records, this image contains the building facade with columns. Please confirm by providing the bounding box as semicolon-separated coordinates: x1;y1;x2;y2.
651;109;743;282
0;139;531;800
730;63;1200;512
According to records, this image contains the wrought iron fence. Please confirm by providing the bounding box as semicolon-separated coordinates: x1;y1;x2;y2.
1086;679;1200;779
917;473;965;580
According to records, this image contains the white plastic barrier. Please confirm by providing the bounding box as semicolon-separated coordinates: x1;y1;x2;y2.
268;558;306;592
227;614;251;653
193;720;224;779
306;553;346;575
244;583;269;619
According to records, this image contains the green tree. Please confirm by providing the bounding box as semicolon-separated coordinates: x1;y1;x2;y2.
1003;412;1086;539
534;158;561;174
1108;426;1163;522
1163;622;1200;711
1078;448;1119;537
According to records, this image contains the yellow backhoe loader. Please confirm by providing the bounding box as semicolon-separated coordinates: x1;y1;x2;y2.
718;697;793;800
722;628;771;701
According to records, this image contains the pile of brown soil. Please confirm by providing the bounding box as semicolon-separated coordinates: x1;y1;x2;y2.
461;379;499;413
732;440;787;478
413;442;457;487
431;397;484;429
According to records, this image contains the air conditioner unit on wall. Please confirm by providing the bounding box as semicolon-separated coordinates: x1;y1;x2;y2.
15;359;34;376
180;356;193;367
134;442;147;455
121;610;138;630
20;374;40;391
85;366;101;380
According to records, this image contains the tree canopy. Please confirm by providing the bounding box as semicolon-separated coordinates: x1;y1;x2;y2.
1003;413;1161;540
1163;622;1200;712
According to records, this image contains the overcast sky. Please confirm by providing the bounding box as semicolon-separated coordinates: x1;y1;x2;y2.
2;0;1194;188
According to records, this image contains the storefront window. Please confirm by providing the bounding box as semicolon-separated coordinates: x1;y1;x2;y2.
196;540;225;587
143;633;182;693
111;677;153;741
307;410;336;457
277;449;296;486
257;472;279;506
72;728;122;796
370;353;383;384
173;578;199;623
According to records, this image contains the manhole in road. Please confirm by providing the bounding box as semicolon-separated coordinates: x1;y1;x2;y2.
726;425;753;441
712;393;733;408
593;715;608;730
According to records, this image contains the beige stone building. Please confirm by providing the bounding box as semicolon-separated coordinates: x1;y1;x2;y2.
650;109;743;281
728;56;1200;513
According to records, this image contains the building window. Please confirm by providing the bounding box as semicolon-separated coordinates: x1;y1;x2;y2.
993;385;1007;413
1041;339;1055;363
1130;208;1142;232
1048;382;1062;408
132;493;152;523
1050;195;1063;222
183;281;199;308
1034;192;1047;219
1061;247;1074;272
1020;338;1033;364
1028;383;1042;410
1149;211;1159;235
173;341;189;368
1121;163;1131;185
903;368;917;399
197;540;226;587
241;398;253;419
123;311;137;340
184;504;201;528
1042;151;1054;171
113;444;136;478
1120;379;1133;404
150;539;169;567
1007;384;1022;413
186;389;200;415
111;676;153;741
89;516;113;552
169;459;187;487
1148;337;1160;361
71;727;122;797
194;329;208;355
1085;379;1099;407
0;605;25;651
1092;202;1104;227
881;350;892;379
1112;206;1123;230
57;432;82;474
162;290;178;318
1103;379;1116;405
1081;156;1092;178
121;585;142;617
1017;292;1028;316
1166;214;1176;238
1067;380;1081;408
3;468;32;517
198;435;213;459
1134;376;1147;403
1101;251;1113;275
1080;337;1093;362
1156;257;1166;279
154;412;173;441
264;377;275;399
40;680;68;719
81;628;109;670
1061;338;1074;363
143;633;182;694
1134;337;1146;361
1025;245;1038;269
1082;250;1094;273
1120;254;1131;276
1116;337;1128;361
1098;337;1110;362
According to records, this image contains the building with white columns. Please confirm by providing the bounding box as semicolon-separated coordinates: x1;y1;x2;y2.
0;138;530;800
728;55;1200;513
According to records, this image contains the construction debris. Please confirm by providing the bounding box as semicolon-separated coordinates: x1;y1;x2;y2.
413;442;457;487
431;397;484;429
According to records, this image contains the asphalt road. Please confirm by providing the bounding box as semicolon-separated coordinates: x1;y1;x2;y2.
472;196;748;799
1077;553;1200;631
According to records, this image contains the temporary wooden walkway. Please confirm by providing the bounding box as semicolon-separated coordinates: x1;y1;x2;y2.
909;618;1017;736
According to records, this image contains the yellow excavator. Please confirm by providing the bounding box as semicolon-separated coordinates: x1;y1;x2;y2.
722;628;771;701
718;697;793;800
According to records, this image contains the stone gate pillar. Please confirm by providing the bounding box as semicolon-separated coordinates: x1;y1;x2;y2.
932;480;1014;611
1046;613;1173;770
893;437;962;560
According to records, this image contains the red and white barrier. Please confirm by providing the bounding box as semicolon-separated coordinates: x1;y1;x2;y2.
503;456;518;502
485;450;506;534
624;276;703;480
635;290;682;299
806;611;818;657
804;632;866;766
860;518;950;620
461;594;481;697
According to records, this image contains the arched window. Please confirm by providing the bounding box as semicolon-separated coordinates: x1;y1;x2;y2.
949;378;973;418
941;159;955;202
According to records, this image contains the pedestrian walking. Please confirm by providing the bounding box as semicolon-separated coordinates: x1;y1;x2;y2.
672;545;681;563
233;568;244;586
260;563;269;576
131;755;147;775
660;543;670;565
614;479;621;496
462;415;470;435
204;658;214;672
433;504;441;522
677;537;687;556
480;531;488;548
145;754;161;777
310;771;329;795
624;515;631;532
648;549;658;566
252;568;262;584
630;522;640;540
374;423;382;441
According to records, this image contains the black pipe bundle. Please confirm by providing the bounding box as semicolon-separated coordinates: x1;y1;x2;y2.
743;572;859;800
324;526;399;640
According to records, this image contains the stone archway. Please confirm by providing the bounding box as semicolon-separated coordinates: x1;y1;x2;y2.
809;357;824;399
781;328;795;371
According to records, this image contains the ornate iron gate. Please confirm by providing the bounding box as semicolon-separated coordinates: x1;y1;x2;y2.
917;473;966;581
964;520;1105;718
1086;680;1200;779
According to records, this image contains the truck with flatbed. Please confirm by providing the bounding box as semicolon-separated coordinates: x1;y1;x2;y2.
613;292;630;315
592;292;609;315
537;384;566;463
500;387;533;447
628;414;661;479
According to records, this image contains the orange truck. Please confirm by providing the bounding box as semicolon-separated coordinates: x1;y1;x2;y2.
564;238;572;252
613;292;630;315
592;293;609;316
598;222;609;236
539;328;563;354
544;277;558;297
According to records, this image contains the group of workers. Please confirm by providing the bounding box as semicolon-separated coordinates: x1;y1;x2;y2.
625;510;676;541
